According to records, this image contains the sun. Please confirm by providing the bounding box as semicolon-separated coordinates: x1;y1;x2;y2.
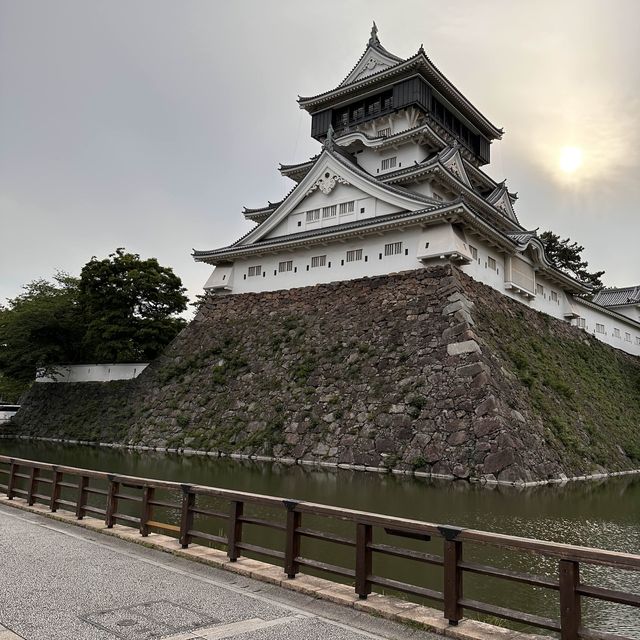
559;146;583;174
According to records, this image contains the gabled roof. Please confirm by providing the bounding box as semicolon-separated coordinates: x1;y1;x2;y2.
593;286;640;307
232;143;441;248
338;23;404;87
486;182;518;223
438;145;471;188
380;147;521;229
298;30;503;140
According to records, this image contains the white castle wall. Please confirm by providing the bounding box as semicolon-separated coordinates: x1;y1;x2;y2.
36;363;149;383
0;406;20;424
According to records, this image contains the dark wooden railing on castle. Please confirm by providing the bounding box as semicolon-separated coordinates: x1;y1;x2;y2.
1;455;638;639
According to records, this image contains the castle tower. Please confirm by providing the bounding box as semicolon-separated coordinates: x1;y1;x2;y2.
193;25;640;356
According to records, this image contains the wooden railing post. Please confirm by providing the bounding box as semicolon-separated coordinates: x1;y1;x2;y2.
27;466;39;506
50;470;62;512
105;478;120;527
443;533;463;625
7;462;18;500
179;485;195;548
283;500;301;579
227;500;244;561
355;523;373;599
140;486;155;537
76;476;89;520
559;559;581;640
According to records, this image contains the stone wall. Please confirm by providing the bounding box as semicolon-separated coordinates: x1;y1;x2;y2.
11;265;640;482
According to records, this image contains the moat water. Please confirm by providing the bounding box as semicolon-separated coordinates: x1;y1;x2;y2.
1;439;638;637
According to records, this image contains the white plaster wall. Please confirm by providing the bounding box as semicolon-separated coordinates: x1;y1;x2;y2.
0;407;19;424
265;185;404;239
356;144;426;176
612;305;640;323
569;301;640;356
37;363;149;383
231;228;431;295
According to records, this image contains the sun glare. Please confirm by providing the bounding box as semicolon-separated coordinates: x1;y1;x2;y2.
559;146;583;174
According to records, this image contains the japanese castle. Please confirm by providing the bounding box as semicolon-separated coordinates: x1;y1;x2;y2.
194;25;640;357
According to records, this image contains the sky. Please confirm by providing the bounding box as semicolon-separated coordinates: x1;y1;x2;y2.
1;0;639;311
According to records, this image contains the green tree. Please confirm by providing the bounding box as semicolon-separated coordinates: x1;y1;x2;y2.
79;249;188;362
0;273;84;396
539;231;605;292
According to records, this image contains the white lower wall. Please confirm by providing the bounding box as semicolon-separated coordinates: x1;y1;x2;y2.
36;363;149;383
0;407;19;424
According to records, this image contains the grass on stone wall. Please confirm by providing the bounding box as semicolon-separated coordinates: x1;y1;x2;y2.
477;304;640;471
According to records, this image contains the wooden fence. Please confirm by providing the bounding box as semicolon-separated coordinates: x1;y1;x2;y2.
1;455;638;639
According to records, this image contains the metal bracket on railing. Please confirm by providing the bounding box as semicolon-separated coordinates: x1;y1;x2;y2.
282;499;298;511
438;525;464;541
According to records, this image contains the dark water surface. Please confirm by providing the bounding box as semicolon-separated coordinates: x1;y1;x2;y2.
1;439;639;636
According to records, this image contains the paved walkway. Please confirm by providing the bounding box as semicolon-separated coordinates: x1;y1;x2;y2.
0;503;438;640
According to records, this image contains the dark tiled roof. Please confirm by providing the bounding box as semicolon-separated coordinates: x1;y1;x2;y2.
592;286;640;307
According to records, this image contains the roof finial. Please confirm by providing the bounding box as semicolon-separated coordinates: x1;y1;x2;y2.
418;43;425;54
369;21;379;46
324;124;335;151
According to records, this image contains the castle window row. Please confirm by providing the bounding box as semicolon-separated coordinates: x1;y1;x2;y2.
305;200;356;223
381;157;397;171
579;318;639;345
243;242;407;280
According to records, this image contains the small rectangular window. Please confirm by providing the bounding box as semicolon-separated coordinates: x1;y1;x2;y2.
339;201;355;215
613;328;621;338
596;323;605;334
536;283;544;295
306;209;320;222
278;260;293;273
625;332;631;342
322;205;337;219
636;337;640;345
248;265;262;277
378;127;391;137
346;249;363;262
551;291;558;302
311;255;327;268
469;245;478;260
577;317;586;329
384;242;403;256
487;256;497;270
381;157;397;171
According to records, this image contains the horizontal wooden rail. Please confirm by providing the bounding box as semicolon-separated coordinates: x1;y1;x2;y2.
1;454;639;640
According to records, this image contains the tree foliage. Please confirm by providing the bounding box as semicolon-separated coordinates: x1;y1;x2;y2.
0;250;188;401
539;231;605;292
0;274;83;386
80;249;188;362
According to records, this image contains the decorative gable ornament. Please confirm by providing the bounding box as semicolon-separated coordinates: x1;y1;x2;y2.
306;171;350;196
